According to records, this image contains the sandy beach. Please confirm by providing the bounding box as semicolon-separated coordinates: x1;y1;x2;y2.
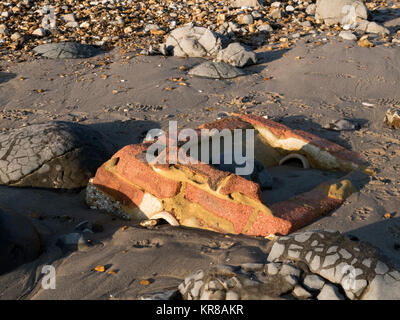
1;0;400;300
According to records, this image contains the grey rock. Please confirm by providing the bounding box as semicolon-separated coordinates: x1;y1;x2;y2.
375;261;389;275
215;42;257;68
164;23;221;58
188;61;245;79
324;119;360;131
315;0;368;26
267;242;285;262
258;24;273;32
306;3;317;15
0;122;115;189
279;264;301;278
238;14;254;25
0;209;41;275
322;254;340;268
317;283;345;300
310;255;321;271
266;262;280;275
339;30;357;41
56;232;92;252
303;274;326;291
357;20;390;35
293;285;312;299
33;42;102;59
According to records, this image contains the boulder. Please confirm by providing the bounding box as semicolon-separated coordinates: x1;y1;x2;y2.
0;122;115;189
0;209;41;275
33;42;102;59
315;0;368;26
188;61;245;79
162;23;221;58
215;43;257;68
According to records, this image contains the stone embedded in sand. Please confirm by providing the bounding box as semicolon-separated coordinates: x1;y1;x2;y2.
324;119;360;131
384;109;400;129
315;0;368;26
267;230;400;299
162;23;222;58
356;20;390;35
86;114;368;237
215;42;257;68
0;122;115;189
33;42;102;59
0;209;41;275
188;61;245;79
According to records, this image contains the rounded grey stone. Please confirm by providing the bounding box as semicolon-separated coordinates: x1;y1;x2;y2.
0;209;41;275
0;122;115;189
33;42;102;59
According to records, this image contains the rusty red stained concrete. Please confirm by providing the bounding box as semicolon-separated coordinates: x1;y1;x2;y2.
198;117;251;131
270;192;343;233
218;174;264;202
245;211;292;236
111;144;181;199
93;165;144;209
185;183;254;234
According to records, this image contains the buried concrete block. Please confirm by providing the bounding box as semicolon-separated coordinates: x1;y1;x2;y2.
86;114;371;236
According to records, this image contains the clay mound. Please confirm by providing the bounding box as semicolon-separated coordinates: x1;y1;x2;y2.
86;114;370;236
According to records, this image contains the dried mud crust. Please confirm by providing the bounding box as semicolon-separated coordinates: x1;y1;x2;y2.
0;121;116;189
176;230;400;300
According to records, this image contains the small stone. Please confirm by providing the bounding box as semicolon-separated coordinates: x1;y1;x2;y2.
310;255;321;271
317;284;345;300
280;264;301;278
339;249;352;259
303;274;325;291
292;285;312;299
339;31;357;41
322;254;340;268
268;242;285;262
266;262;280;275
375;261;389;275
215;42;257;68
188;61;245;79
32;28;47;37
238;14;254;25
